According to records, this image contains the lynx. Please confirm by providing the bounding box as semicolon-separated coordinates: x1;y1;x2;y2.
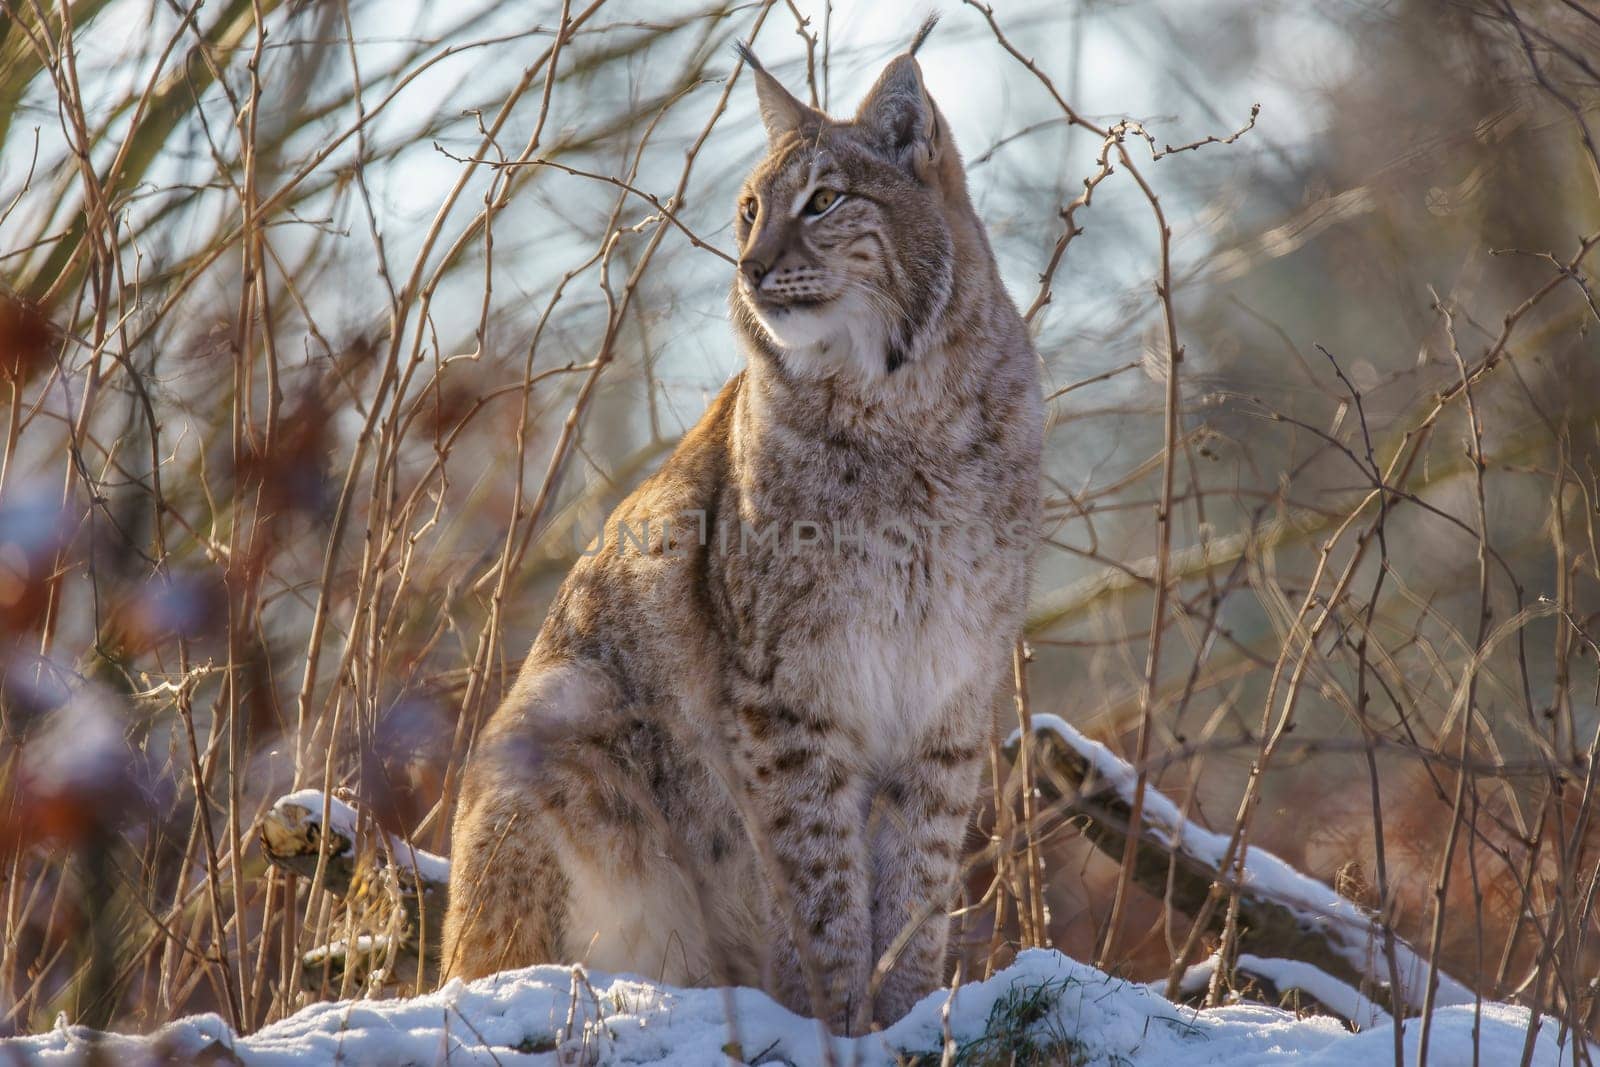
442;21;1043;1034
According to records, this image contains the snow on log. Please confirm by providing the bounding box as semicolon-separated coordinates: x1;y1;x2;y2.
1006;714;1474;1017
1172;953;1394;1031
299;934;419;995
258;789;450;889
258;789;450;983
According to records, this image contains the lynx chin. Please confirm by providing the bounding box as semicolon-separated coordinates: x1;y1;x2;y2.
443;17;1043;1035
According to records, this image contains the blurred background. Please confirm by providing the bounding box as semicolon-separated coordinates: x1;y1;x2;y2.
1;0;1598;1043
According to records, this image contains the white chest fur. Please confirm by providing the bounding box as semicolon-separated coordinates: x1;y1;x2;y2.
800;532;1014;769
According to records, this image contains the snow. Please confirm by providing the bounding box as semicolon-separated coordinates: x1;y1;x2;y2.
1015;713;1477;1011
1173;953;1394;1031
270;788;451;886
3;948;1576;1066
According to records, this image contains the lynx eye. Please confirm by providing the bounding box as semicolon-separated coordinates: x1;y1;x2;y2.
803;188;841;216
739;197;758;224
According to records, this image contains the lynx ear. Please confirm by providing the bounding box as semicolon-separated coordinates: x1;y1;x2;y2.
735;42;818;144
855;54;941;174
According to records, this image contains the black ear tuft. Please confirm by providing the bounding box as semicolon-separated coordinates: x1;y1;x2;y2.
733;39;765;74
738;40;821;144
909;13;939;56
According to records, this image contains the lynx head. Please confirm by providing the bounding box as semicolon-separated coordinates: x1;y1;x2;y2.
730;19;977;385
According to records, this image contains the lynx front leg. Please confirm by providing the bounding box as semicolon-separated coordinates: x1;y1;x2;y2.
867;726;986;1026
442;660;612;984
442;787;569;983
734;705;873;1034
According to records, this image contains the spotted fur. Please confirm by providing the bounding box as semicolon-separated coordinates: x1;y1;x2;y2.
443;27;1042;1034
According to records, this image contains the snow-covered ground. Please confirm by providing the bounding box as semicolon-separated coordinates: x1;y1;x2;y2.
4;948;1579;1066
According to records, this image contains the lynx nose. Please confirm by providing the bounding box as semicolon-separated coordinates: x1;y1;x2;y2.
739;256;768;287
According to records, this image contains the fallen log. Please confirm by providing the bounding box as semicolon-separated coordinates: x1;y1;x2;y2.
257;789;449;987
1005;714;1472;1022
